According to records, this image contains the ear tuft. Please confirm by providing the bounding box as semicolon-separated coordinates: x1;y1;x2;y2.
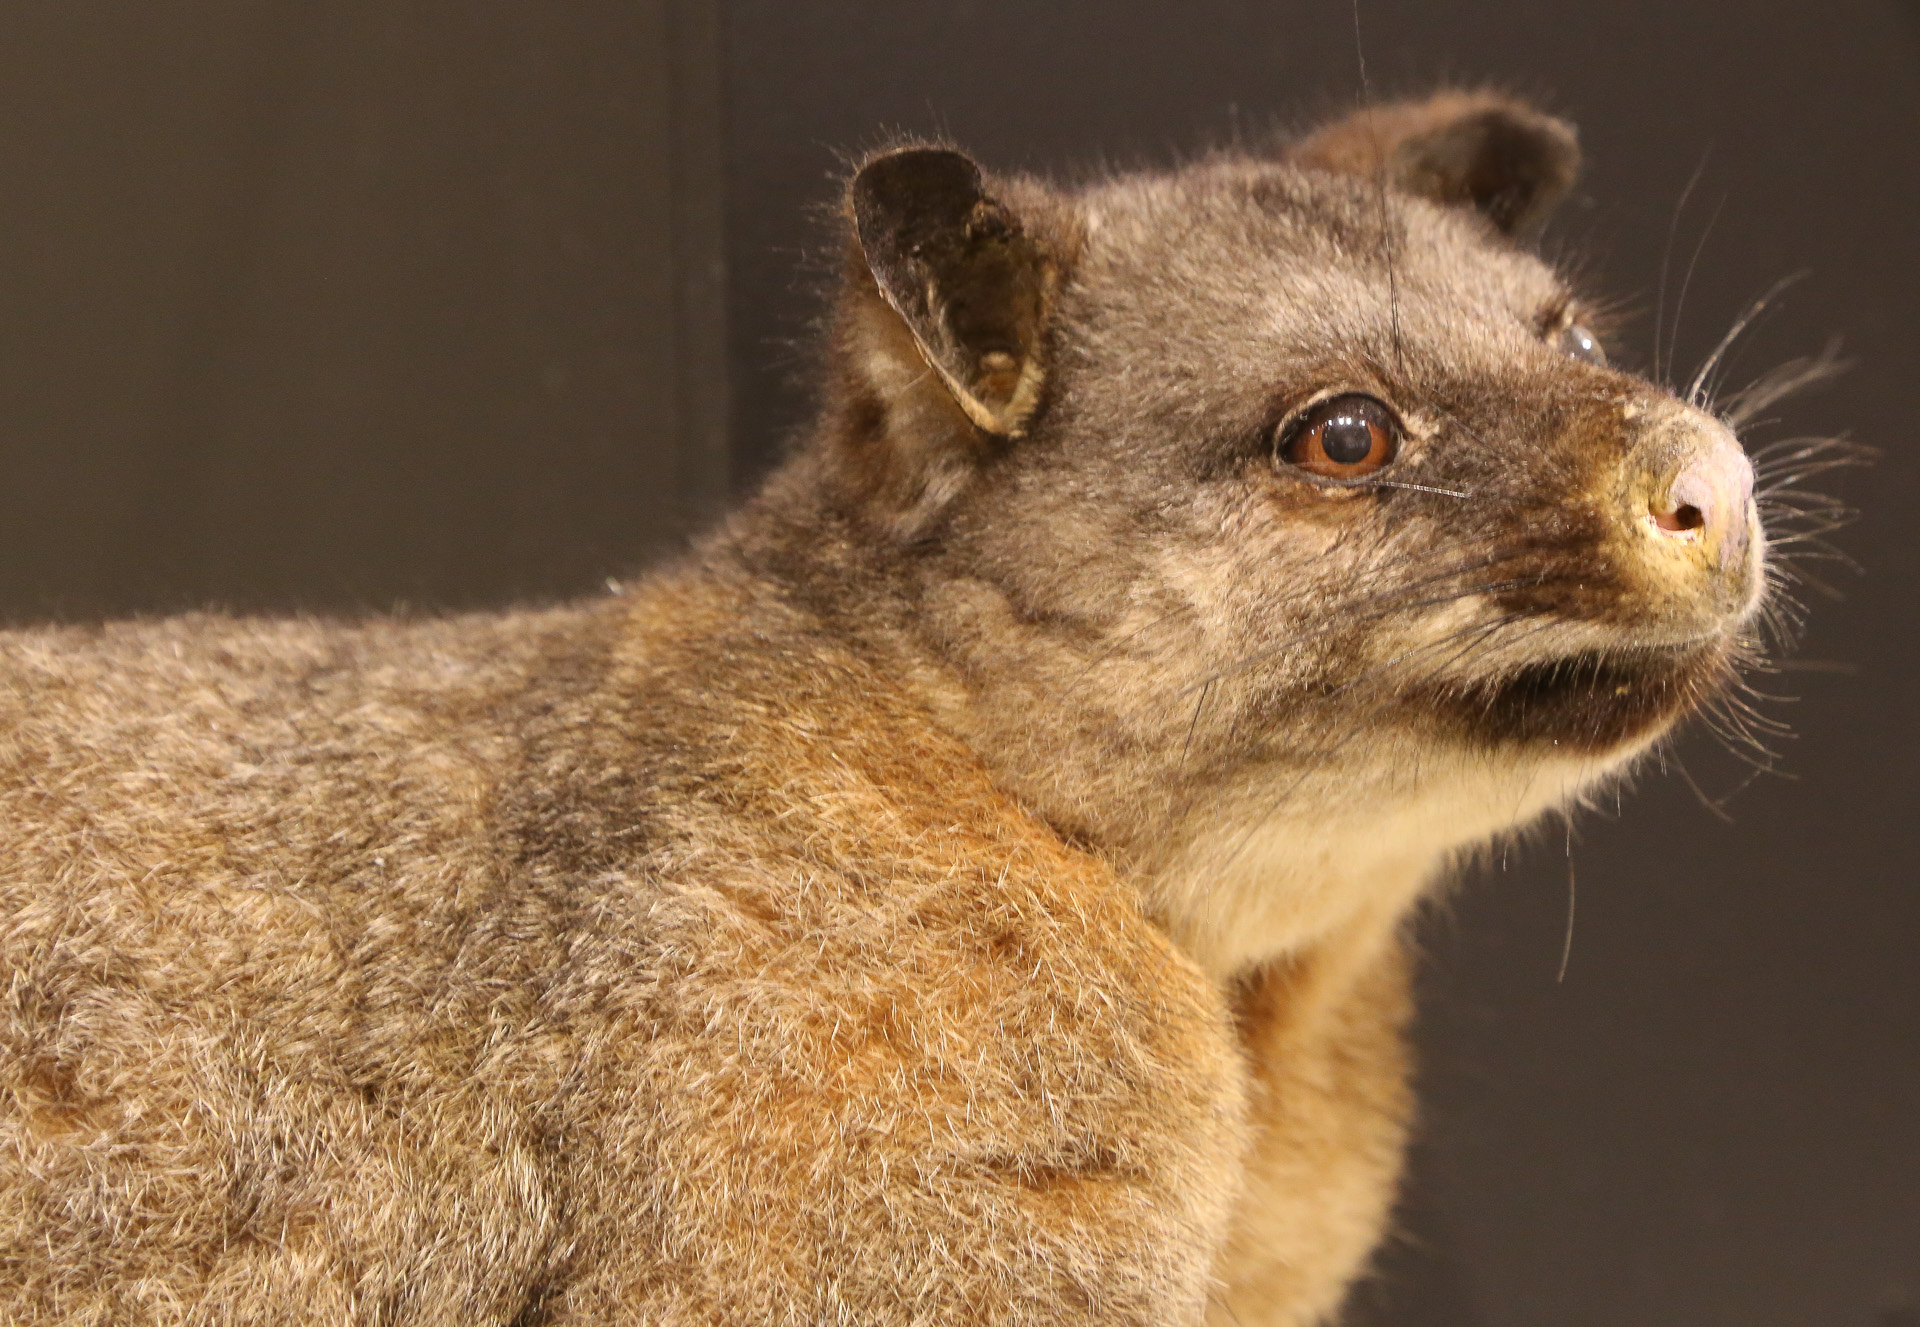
850;147;1054;437
1290;91;1580;237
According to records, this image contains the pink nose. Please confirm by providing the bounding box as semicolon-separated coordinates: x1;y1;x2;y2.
1650;432;1756;569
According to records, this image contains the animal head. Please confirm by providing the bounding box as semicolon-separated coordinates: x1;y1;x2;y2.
779;90;1826;972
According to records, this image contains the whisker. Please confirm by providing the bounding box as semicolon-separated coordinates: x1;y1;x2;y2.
1069;600;1198;685
1767;658;1857;675
1656;149;1712;383
1670;748;1736;823
1758;465;1868;495
1557;842;1576;983
1667;190;1726;386
1749;433;1865;465
1686;270;1809;406
1180;679;1214;767
1360;478;1474;500
1722;340;1849;429
1349;0;1403;372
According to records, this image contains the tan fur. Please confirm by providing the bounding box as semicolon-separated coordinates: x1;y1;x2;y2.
0;95;1779;1323
1212;923;1414;1327
2;587;1247;1323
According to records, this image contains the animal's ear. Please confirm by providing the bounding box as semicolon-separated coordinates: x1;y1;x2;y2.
1288;91;1580;237
849;147;1056;438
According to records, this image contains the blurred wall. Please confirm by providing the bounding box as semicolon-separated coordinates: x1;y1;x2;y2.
0;0;724;619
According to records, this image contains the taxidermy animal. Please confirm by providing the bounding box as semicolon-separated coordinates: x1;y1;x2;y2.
1;91;1829;1324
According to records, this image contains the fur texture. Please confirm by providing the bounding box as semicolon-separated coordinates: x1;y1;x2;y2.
1;93;1777;1324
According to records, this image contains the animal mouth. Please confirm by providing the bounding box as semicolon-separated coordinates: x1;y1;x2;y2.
1430;641;1727;753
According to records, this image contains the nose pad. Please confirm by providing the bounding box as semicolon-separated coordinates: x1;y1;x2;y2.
1648;430;1756;570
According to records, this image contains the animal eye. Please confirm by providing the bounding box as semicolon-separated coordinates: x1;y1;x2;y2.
1558;321;1606;367
1279;394;1398;479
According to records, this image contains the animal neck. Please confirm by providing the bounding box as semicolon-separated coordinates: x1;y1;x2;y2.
1133;750;1592;982
1140;813;1443;983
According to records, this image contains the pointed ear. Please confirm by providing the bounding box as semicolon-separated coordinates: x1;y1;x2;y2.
850;147;1056;438
1288;91;1580;237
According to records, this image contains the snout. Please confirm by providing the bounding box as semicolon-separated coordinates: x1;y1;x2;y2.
1645;425;1757;572
1624;403;1764;628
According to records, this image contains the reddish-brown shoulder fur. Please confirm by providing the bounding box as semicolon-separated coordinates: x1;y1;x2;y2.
0;567;1268;1323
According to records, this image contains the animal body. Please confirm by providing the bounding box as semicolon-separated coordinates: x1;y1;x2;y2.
1;92;1792;1324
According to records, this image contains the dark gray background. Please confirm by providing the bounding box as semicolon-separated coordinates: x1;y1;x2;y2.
0;3;1913;1325
0;0;724;618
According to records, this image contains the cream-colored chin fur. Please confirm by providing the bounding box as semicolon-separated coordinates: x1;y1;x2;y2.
1143;741;1649;981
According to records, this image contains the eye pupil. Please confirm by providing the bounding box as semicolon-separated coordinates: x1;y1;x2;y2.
1320;416;1375;465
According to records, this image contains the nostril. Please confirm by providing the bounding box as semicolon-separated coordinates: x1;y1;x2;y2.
1640;425;1755;567
1652;460;1722;538
1653;501;1705;534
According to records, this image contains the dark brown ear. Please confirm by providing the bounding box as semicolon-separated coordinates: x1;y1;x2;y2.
1289;91;1580;237
850;147;1055;437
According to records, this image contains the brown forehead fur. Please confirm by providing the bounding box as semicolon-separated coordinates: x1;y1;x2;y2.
0;95;1759;1325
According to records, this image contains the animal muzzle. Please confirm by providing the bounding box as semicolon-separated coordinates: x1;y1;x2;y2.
1621;400;1765;632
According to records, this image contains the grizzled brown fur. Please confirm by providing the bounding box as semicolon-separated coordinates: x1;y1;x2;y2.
2;93;1776;1324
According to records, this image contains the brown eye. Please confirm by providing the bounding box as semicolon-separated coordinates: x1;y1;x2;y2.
1558;321;1606;367
1279;394;1398;479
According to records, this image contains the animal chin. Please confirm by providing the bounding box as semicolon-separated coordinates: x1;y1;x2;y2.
1426;641;1731;755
